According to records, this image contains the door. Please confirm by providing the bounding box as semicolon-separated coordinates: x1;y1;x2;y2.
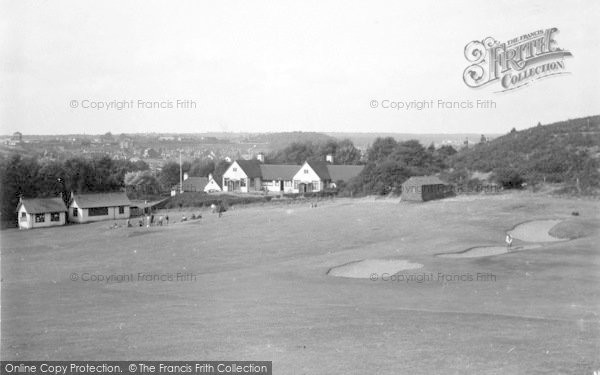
280;181;284;191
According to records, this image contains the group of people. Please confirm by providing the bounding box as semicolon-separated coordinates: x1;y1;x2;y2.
127;214;169;228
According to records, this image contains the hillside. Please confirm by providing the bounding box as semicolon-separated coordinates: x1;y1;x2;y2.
450;115;600;188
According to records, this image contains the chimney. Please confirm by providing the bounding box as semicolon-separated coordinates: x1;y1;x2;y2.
326;154;334;164
256;153;265;163
183;172;189;181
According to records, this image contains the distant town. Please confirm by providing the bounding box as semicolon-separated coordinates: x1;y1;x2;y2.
0;131;495;173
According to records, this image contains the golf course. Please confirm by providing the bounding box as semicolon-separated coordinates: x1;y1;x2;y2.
1;192;599;374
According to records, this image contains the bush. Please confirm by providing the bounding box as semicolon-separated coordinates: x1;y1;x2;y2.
493;168;525;189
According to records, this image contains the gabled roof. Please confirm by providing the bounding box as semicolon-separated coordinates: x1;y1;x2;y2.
327;165;364;182
206;176;222;188
235;159;262;178
71;192;131;208
182;177;209;192
259;164;299;180
402;176;448;186
306;161;331;180
17;197;67;213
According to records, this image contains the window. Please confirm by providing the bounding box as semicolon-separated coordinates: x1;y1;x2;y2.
240;178;246;187
294;180;299;189
312;181;320;191
73;207;78;217
118;206;125;214
304;169;309;174
88;207;109;216
50;212;60;222
35;213;45;223
233;167;237;172
20;212;26;221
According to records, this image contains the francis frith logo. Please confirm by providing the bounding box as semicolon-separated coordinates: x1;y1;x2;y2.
463;27;572;92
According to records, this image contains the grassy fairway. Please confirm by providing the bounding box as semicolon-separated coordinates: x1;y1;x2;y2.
1;192;599;374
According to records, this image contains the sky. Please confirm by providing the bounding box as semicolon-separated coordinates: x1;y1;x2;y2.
1;0;599;135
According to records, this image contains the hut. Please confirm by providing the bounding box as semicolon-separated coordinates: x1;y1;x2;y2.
68;192;131;223
16;197;67;229
401;176;453;202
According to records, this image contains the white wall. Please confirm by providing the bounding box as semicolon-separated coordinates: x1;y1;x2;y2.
222;161;249;193
69;201;130;223
204;178;222;193
262;179;294;193
292;162;323;193
18;206;66;229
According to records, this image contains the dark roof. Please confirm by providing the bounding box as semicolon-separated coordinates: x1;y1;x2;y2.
402;176;448;186
306;161;331;180
71;192;131;208
17;197;67;213
259;164;299;180
327;165;364;182
182;177;209;192
236;159;262;178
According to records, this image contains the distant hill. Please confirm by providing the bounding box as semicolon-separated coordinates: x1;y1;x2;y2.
450;115;600;187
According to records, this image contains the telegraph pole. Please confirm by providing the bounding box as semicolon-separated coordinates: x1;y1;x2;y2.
179;150;183;194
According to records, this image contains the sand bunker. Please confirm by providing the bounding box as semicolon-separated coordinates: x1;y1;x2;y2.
508;219;565;242
438;219;566;259
328;259;423;279
437;244;542;258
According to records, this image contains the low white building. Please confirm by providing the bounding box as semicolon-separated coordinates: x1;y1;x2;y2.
292;161;364;193
223;158;365;194
16;197;67;229
222;159;298;193
171;174;222;196
259;164;299;193
204;174;222;193
68;192;131;223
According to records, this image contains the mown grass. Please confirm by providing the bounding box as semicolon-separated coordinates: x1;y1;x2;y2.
1;192;599;374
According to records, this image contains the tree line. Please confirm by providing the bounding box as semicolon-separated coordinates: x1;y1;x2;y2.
0;155;150;225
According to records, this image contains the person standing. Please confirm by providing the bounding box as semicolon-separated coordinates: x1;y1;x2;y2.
505;234;513;251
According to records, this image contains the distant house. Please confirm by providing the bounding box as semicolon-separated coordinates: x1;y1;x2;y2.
16;197;67;229
172;174;222;196
401;176;453;202
9;132;23;146
222;158;364;194
222;159;263;193
68;192;131;223
326;165;365;189
182;177;209;192
204;175;222;193
292;161;364;193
